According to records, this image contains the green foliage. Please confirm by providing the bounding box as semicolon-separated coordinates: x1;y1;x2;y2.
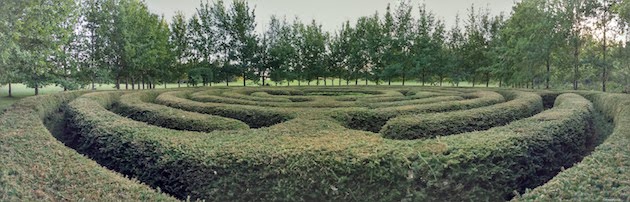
54;87;598;201
0;91;175;201
381;91;543;139
113;91;249;132
154;90;294;128
330;90;505;133
515;92;630;201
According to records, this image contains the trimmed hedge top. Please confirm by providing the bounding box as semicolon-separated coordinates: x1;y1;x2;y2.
2;86;623;201
60;87;598;201
515;92;630;201
0;92;176;201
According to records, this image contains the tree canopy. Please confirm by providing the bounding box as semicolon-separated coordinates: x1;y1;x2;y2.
1;0;629;94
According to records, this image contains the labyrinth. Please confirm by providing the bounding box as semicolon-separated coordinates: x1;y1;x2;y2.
2;87;630;201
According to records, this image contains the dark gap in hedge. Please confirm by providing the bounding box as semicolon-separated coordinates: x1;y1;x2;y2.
540;93;561;110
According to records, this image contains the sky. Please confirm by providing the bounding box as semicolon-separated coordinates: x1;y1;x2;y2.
145;0;518;33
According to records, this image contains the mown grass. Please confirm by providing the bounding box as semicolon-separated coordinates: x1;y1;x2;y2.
0;84;64;112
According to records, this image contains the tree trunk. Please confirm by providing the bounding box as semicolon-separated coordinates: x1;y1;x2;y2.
388;78;391;86
422;69;425;86
472;76;476;87
402;73;406;86
8;83;12;97
573;36;580;90
116;77;121;90
34;80;39;96
355;78;358;86
243;72;246;87
602;22;607;92
324;77;327;86
178;80;181;88
132;77;135;90
260;71;265;86
486;73;490;88
546;58;551;89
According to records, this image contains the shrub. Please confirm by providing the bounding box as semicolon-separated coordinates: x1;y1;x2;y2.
514;92;630;201
381;91;543;139
155;90;294;128
0;92;175;201
63;90;596;201
330;91;505;132
114;91;249;132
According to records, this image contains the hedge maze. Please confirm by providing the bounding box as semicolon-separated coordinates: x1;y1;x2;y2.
1;87;629;201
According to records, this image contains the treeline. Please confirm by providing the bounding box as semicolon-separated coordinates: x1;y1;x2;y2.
1;0;629;95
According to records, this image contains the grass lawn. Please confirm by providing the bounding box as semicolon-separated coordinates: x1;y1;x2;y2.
0;84;65;112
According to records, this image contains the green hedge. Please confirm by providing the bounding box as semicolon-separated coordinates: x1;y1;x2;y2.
330;91;505;132
222;91;293;102
114;91;249;132
63;90;596;201
363;95;464;108
515;92;630;201
155;90;295;128
381;91;543;139
405;93;595;200
0;92;175;201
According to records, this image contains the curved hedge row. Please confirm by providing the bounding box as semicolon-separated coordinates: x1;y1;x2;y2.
381;91;543;139
0;92;176;201
155;90;295;128
63;90;596;201
361;95;464;108
330;90;505;132
515;92;630;201
114;91;249;132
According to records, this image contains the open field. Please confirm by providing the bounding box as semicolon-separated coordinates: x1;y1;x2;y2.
1;86;628;201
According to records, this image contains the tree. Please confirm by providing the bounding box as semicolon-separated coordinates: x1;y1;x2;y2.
411;4;437;86
380;4;397;85
224;0;258;86
446;14;466;87
557;0;600;90
170;12;190;87
298;20;328;86
597;0;618;92
392;1;414;86
0;0;28;97
266;16;297;86
13;0;77;95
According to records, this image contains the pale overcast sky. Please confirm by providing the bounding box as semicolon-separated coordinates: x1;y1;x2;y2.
146;0;518;33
